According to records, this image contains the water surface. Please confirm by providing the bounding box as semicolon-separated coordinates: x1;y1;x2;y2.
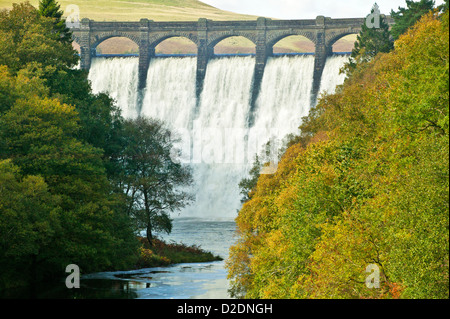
79;218;237;299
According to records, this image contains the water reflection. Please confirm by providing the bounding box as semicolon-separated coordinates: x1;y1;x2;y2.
81;260;230;299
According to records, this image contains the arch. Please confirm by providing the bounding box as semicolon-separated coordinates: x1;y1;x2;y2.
95;37;140;55
72;41;81;54
325;29;361;49
207;32;257;50
152;35;198;55
331;34;357;53
72;34;82;46
91;32;141;52
266;31;317;50
149;33;199;49
271;35;315;54
213;35;256;55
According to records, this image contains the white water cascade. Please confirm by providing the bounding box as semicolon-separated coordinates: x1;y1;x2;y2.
251;55;315;153
141;57;197;129
88;57;139;119
318;54;349;96
87;54;348;220
180;56;256;219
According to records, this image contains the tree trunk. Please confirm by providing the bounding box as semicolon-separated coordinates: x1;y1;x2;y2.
146;224;153;247
144;190;153;247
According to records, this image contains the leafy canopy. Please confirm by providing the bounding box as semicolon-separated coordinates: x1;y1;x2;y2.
390;0;436;40
227;10;449;299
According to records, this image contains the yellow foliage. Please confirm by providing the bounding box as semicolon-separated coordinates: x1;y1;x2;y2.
227;11;449;299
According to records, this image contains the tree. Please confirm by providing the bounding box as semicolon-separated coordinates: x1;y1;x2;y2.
390;0;435;40
0;3;139;290
38;0;72;43
439;0;449;12
1;2;125;179
120;118;194;246
0;160;60;289
0;2;78;72
228;10;449;299
344;3;393;73
239;155;262;203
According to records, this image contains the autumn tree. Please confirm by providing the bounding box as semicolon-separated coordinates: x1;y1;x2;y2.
228;10;449;299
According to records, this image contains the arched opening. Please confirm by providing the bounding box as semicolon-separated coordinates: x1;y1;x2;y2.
272;35;315;55
95;37;139;56
332;34;358;54
155;36;197;56
214;36;256;56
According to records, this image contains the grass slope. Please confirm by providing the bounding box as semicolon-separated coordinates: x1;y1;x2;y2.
0;0;259;21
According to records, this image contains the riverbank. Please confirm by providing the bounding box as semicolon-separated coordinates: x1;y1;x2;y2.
136;237;223;268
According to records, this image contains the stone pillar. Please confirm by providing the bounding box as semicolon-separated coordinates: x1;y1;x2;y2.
312;16;332;106
136;19;153;115
196;18;210;98
79;18;91;70
138;19;152;91
249;17;269;127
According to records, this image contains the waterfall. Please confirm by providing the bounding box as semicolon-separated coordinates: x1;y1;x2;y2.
87;54;348;220
141;57;197;130
318;54;349;96
88;57;139;119
197;57;255;129
179;56;256;219
250;55;315;159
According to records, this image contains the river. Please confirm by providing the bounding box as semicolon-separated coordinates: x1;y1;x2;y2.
78;218;237;299
14;218;235;299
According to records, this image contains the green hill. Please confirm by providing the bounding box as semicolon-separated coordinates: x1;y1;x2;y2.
0;0;258;21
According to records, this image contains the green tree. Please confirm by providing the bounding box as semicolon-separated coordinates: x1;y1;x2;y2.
239;155;262;203
0;80;140;279
439;0;449;12
0;2;139;291
38;0;72;43
345;4;393;73
1;3;125;179
0;3;78;72
119;118;194;246
390;0;435;40
0;160;61;289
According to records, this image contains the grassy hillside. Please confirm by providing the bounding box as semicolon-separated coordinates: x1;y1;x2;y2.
0;0;258;21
